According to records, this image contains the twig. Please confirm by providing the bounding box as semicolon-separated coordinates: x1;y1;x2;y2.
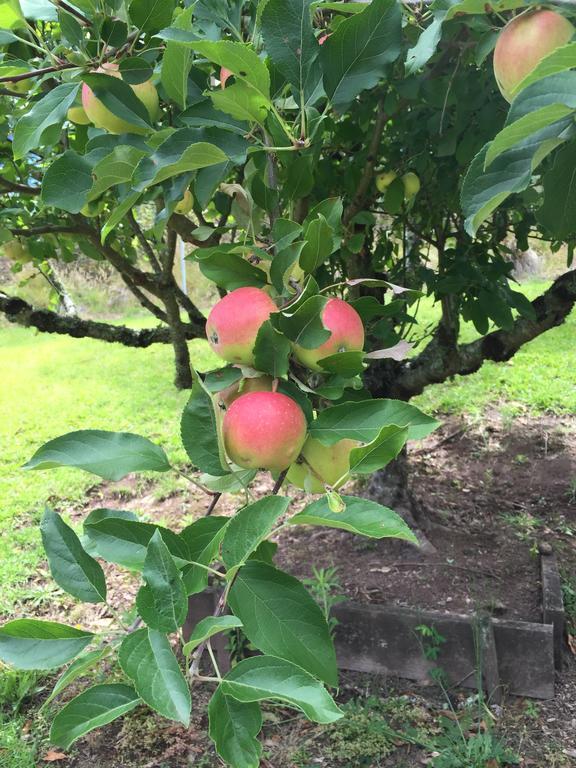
410;426;467;455
0;62;76;84
127;210;162;274
51;0;92;26
343;100;388;226
206;493;222;516
188;469;288;679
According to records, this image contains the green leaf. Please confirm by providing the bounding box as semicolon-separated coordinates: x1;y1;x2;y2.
0;620;93;670
82;73;152;132
347;424;408;474
299;214;333;273
101;189;141;243
462;125;568;237
41;508;106;603
136;531;188;632
511;42;576;97
198;469;257;493
309;399;438;445
50;684;140;750
134;130;228;189
228;561;337;686
43;648;111;707
538;141;576;239
320;0;401;113
84;517;190;571
180;516;228;595
24;429;171;481
290;494;417;541
209;687;262;768
181;381;229;476
485;104;575;168
253;321;291;378
41;150;93;213
222;496;290;569
274;295;330;349
119;628;190;725
405;12;446;75
89;145;147;200
119;57;153;85
13;83;79;159
129;0;176;33
318;351;366;377
160;38;270;99
183;615;243;655
195;249;269;290
210;81;271;126
220;656;343;723
161;6;194;109
261;0;320;103
179;101;248;135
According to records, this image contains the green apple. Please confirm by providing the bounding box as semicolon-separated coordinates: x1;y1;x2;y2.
287;436;358;493
402;172;421;201
375;170;397;193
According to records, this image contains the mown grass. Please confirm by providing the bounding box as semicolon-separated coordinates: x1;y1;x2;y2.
0;279;574;613
0;327;218;614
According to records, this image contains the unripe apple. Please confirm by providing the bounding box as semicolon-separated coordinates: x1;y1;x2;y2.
206;287;277;366
293;297;365;372
3;239;31;263
67;105;91;125
220;67;232;88
6;78;32;95
82;62;159;135
218;375;274;408
223;391;307;471
493;10;575;102
287;436;358;493
175;189;193;215
402;172;420;201
375;170;397;193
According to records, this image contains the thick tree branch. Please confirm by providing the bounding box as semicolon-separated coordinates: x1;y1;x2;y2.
0;293;204;346
343;101;388;227
0;178;41;195
365;269;576;400
169;212;220;248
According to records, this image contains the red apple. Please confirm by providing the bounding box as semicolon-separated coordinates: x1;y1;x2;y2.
82;62;159;135
223;391;307;471
220;67;232;88
287;436;358;493
206;287;277;367
293;297;365;372
493;10;574;102
218;375;274;408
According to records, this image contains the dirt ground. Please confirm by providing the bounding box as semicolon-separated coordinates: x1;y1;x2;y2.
10;411;576;766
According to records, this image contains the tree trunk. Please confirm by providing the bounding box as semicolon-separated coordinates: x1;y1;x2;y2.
367;448;437;555
162;293;193;390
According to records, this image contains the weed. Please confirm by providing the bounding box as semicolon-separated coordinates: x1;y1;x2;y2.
560;570;576;635
0;666;45;714
432;723;520;767
500;511;541;541
303;566;346;637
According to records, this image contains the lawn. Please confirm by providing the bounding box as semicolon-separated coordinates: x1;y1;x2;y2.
0;279;574;613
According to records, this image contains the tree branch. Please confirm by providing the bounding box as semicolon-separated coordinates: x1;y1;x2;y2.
0;293;204;347
169;212;220;248
365;269;576;400
343;101;388;227
0;177;41;195
0;62;76;84
127;210;162;274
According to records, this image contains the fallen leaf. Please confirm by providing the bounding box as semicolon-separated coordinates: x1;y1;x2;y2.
42;751;68;762
568;634;576;655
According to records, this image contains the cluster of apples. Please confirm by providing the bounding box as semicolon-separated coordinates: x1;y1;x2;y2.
66;62;160;132
206;286;364;491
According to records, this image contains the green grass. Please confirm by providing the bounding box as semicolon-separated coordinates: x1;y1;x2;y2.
0;279;574;612
413;280;576;416
0;326;219;614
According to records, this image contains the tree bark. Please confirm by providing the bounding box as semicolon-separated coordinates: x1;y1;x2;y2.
162;292;194;389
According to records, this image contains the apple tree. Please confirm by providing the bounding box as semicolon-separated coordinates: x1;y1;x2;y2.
1;0;576;764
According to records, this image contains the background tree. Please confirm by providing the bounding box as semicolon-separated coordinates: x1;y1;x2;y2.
0;0;573;391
